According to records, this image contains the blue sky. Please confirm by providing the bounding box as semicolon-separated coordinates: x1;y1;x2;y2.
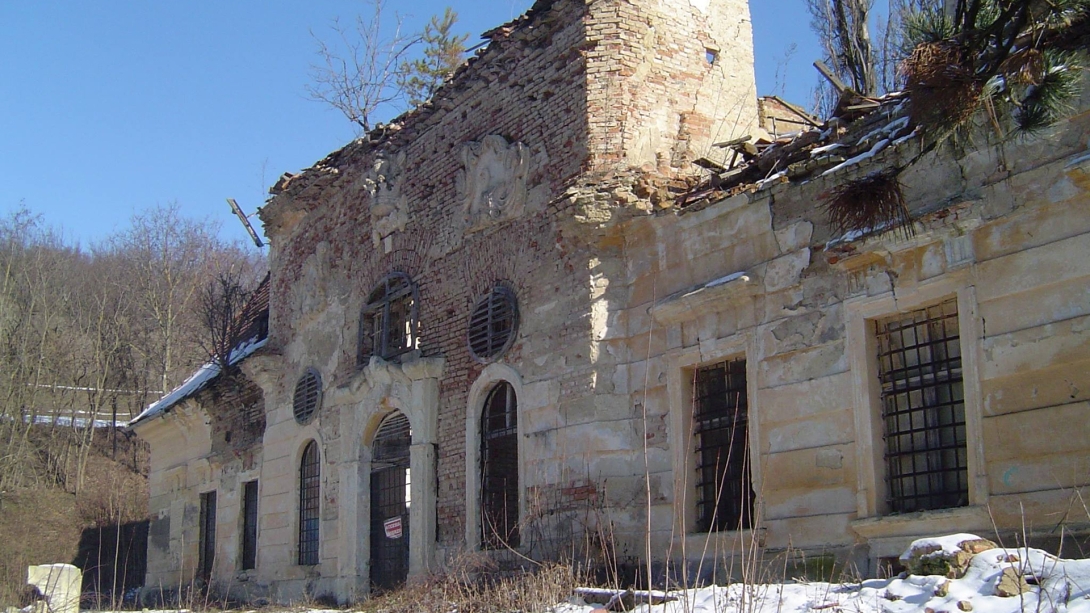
0;1;820;247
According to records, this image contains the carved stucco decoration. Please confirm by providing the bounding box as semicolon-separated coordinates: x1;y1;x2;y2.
457;135;530;230
361;152;410;249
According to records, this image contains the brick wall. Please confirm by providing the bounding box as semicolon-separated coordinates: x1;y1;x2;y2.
258;0;761;555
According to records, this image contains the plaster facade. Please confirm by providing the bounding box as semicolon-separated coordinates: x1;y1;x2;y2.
132;0;1090;603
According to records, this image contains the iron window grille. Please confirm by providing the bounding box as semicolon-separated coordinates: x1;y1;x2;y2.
298;441;320;565
481;382;519;548
468;284;519;362
359;273;418;365
370;412;411;591
293;369;322;425
198;491;217;580
693;358;754;532
875;298;968;514
241;480;258;571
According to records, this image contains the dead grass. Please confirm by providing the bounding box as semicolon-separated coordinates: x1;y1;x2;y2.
356;560;583;613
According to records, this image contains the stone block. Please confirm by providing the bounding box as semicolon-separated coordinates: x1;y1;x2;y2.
759;372;851;422
758;341;847;389
981;356;1090;416
762;485;857;521
976;231;1090;302
899;535;996;578
982;403;1090;461
978;277;1090;338
758;305;844;358
26;564;80;613
986;453;1090;495
774;220;814;253
763;444;853;489
981;314;1090;380
763;409;854;454
763;249;811;293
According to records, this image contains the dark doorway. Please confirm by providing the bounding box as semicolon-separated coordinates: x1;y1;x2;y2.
369;411;411;592
198;491;217;580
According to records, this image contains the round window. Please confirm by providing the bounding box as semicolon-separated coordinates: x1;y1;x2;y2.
293;368;322;424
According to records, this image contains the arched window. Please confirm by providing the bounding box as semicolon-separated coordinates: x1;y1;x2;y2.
298;441;320;565
359;273;418;365
468;284;519;362
370;412;412;590
480;382;519;548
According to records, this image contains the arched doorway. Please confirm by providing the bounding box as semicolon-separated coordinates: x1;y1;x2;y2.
369;411;411;591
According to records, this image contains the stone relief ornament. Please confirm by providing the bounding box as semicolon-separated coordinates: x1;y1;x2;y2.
457;135;529;230
361;152;409;249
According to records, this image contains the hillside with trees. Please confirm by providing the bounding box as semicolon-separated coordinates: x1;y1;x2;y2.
0;204;264;605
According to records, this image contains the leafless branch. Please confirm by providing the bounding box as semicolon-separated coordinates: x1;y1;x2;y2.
305;0;423;133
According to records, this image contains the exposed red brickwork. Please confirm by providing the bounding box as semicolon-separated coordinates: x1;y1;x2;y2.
204;374;265;458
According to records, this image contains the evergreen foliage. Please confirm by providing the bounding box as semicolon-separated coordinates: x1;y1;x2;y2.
398;8;469;108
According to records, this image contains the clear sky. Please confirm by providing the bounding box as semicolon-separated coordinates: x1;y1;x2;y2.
0;1;821;247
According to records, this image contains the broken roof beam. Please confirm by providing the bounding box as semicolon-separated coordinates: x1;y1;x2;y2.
814;60;851;94
766;95;822;128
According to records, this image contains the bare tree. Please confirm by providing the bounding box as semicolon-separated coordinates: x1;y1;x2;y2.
306;0;423;132
307;2;471;133
197;270;257;374
808;0;879;96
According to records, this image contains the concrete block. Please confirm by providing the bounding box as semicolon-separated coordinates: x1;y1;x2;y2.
26;564;80;613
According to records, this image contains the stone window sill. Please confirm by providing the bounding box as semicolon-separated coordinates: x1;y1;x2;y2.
851;506;992;558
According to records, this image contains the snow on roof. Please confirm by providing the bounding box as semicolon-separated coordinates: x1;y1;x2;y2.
129;336;267;427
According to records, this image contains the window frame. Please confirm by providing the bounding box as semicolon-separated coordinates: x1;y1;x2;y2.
240;480;258;571
875;297;969;513
359;272;419;365
692;357;755;533
298;440;321;566
667;333;762;538
846;278;987;523
480;382;520;548
198;490;217;581
463;364;524;552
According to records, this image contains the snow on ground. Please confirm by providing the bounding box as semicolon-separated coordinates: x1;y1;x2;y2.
555;538;1090;613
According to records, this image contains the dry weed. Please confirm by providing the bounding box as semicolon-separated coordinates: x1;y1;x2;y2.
357;562;582;613
903;41;983;137
821;170;913;240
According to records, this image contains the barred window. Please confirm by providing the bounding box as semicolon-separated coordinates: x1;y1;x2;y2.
298;441;320;565
468;284;519;361
876;298;968;513
481;382;519;548
241;480;258;571
293;369;322;425
693;358;753;532
359;273;418;364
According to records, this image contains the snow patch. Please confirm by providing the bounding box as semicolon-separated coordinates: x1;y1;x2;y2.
553;539;1090;613
821;138;890;176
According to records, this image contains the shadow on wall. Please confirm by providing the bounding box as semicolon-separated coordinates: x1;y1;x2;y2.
72;520;149;607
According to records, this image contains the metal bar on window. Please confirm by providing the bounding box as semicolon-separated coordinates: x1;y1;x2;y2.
876;298;967;513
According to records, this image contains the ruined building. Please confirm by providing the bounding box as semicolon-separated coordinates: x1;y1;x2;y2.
130;0;1090;602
